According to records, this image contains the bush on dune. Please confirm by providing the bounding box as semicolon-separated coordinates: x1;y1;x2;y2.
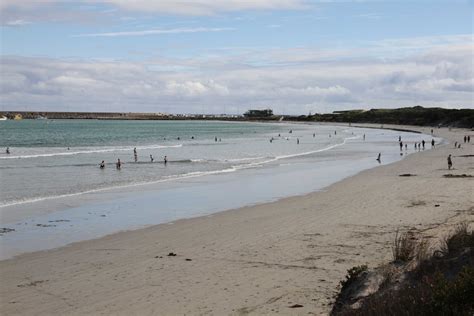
331;223;474;316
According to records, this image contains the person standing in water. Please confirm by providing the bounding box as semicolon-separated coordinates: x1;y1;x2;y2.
447;154;453;170
6;147;10;154
431;139;435;148
150;154;154;162
363;134;366;141
164;155;168;164
399;141;403;151
422;139;425;149
297;138;300;144
133;148;138;162
116;159;122;169
99;160;105;169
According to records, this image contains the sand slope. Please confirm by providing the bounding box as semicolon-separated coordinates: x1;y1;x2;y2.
1;125;473;315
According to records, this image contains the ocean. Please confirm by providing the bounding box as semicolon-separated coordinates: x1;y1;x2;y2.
0;120;437;258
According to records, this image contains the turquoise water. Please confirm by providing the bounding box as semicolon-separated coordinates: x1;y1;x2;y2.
1;120;349;207
0;120;279;148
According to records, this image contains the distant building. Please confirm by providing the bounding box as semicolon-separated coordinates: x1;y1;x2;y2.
243;109;273;118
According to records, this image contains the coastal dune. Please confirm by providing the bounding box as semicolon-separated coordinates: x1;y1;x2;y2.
1;125;472;315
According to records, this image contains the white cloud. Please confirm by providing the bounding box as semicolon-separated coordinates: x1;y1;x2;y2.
3;19;31;26
90;0;308;15
1;0;308;16
74;27;235;37
1;38;472;114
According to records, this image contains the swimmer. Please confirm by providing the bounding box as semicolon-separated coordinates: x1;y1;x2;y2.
99;160;105;169
6;147;10;154
116;159;121;169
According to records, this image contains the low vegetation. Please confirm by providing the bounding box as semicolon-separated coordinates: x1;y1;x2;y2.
331;223;474;316
307;106;474;128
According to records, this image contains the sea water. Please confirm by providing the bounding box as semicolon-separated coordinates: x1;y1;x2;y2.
0;120;437;259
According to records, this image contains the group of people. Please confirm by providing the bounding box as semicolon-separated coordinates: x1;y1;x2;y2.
447;135;471;170
398;137;436;153
100;149;168;170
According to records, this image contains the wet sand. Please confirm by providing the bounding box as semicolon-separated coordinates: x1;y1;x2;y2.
1;125;472;315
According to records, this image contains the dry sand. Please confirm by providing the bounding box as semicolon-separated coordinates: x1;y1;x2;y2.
1;125;473;315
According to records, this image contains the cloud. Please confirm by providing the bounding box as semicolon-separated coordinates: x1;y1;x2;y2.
90;0;309;15
3;19;31;26
74;27;235;37
0;36;472;114
1;0;308;18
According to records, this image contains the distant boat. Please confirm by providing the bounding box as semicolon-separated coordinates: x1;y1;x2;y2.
0;116;7;121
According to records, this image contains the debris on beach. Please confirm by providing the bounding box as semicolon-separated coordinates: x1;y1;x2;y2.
36;224;57;227
185;258;192;261
167;252;177;256
17;280;48;288
399;173;416;177
0;227;15;235
289;304;304;308
48;220;70;223
443;174;473;178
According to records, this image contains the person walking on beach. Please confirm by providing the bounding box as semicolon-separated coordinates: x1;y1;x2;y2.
431;139;435;148
99;160;105;169
150;154;154;162
5;147;10;154
116;158;121;170
422;140;425;149
468;135;471;143
447;154;453;170
464;136;467;143
399;141;403;151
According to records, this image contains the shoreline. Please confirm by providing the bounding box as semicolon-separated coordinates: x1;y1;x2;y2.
0;125;429;259
1;125;472;315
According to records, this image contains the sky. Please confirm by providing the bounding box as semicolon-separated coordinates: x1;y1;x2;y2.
0;0;473;114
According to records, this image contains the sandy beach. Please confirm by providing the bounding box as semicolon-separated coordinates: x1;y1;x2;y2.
1;125;472;315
